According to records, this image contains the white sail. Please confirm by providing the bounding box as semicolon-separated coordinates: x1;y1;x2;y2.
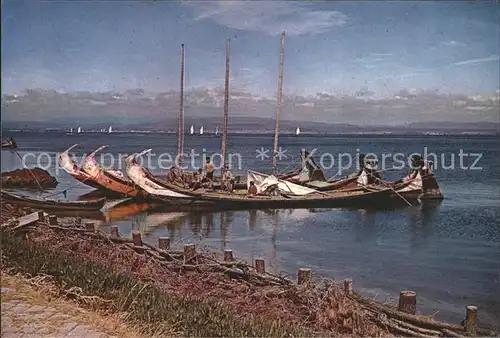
70;127;73;133
108;125;112;133
200;126;204;135
215;126;219;136
190;125;194;135
296;127;300;135
77;126;82;134
247;170;316;196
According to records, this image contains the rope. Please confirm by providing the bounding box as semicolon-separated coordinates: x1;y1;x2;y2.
363;170;413;206
41;175;94;199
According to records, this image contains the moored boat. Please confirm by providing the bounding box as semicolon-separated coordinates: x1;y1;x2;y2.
125;149;203;204
1;189;106;212
1;137;18;149
58;144;104;189
82;145;147;199
126;149;398;210
280;151;443;203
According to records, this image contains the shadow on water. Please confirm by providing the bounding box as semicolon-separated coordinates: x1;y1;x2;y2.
408;200;443;249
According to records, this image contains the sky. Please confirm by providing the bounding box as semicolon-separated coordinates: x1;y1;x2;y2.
1;1;499;125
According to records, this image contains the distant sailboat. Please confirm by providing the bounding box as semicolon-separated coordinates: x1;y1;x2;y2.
199;126;204;135
66;127;74;136
189;125;194;135
77;126;82;134
295;126;301;136
108;125;113;134
215;126;220;137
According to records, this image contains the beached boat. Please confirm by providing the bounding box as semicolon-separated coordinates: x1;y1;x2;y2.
1;137;17;149
82;145;147;198
59;144;104;189
1;190;106;212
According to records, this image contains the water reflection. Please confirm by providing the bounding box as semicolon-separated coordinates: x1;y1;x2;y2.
205;213;214;238
408;200;442;250
248;210;257;229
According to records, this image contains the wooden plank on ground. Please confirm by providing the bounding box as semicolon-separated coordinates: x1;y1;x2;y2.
12;211;44;230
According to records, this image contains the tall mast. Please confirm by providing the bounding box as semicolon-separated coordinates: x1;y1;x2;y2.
221;39;230;168
272;31;286;172
177;43;185;166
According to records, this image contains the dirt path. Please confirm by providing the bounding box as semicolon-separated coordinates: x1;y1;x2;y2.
1;273;144;338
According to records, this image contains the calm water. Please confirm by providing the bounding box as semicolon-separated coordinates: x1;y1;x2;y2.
2;132;499;327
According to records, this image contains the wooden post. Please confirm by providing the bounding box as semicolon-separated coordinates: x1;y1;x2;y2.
398;290;417;314
85;222;95;232
344;279;353;295
132;231;142;247
110;225;119;237
158;237;170;250
184;243;196;264
48;215;58;225
255;258;265;273
465;305;477;335
272;31;286;172
297;268;311;285
221;38;230;167
224;249;233;262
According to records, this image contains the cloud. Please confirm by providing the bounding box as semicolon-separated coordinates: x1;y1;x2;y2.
2;87;499;125
452;55;499;66
185;1;348;36
376;71;426;80
441;40;466;47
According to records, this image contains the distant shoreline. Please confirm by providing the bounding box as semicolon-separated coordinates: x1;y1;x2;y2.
2;130;499;136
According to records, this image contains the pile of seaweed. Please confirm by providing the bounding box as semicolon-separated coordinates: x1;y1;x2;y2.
1;167;58;189
1;201;496;337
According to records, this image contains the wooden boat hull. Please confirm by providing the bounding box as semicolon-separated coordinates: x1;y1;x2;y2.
83;146;147;198
126;155;397;209
59;144;104;189
1;190;106;212
1;137;18;149
1;142;17;149
153;180;398;210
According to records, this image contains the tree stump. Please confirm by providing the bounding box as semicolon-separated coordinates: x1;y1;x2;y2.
110;225;119;237
48;215;58;225
297;268;311;285
255;258;265;273
184;243;196;264
85;222;95;232
465;305;477;335
132;231;142;247
158;237;170;250
398;290;417;314
344;279;353;295
224;249;234;262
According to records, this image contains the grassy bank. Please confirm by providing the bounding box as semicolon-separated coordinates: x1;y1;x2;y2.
1;230;313;337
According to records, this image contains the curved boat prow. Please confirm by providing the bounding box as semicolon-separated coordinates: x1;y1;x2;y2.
87;145;109;159
63;143;80;154
59;144;80;174
125;149;194;201
82;145;145;198
126;148;153;163
58;144;103;189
